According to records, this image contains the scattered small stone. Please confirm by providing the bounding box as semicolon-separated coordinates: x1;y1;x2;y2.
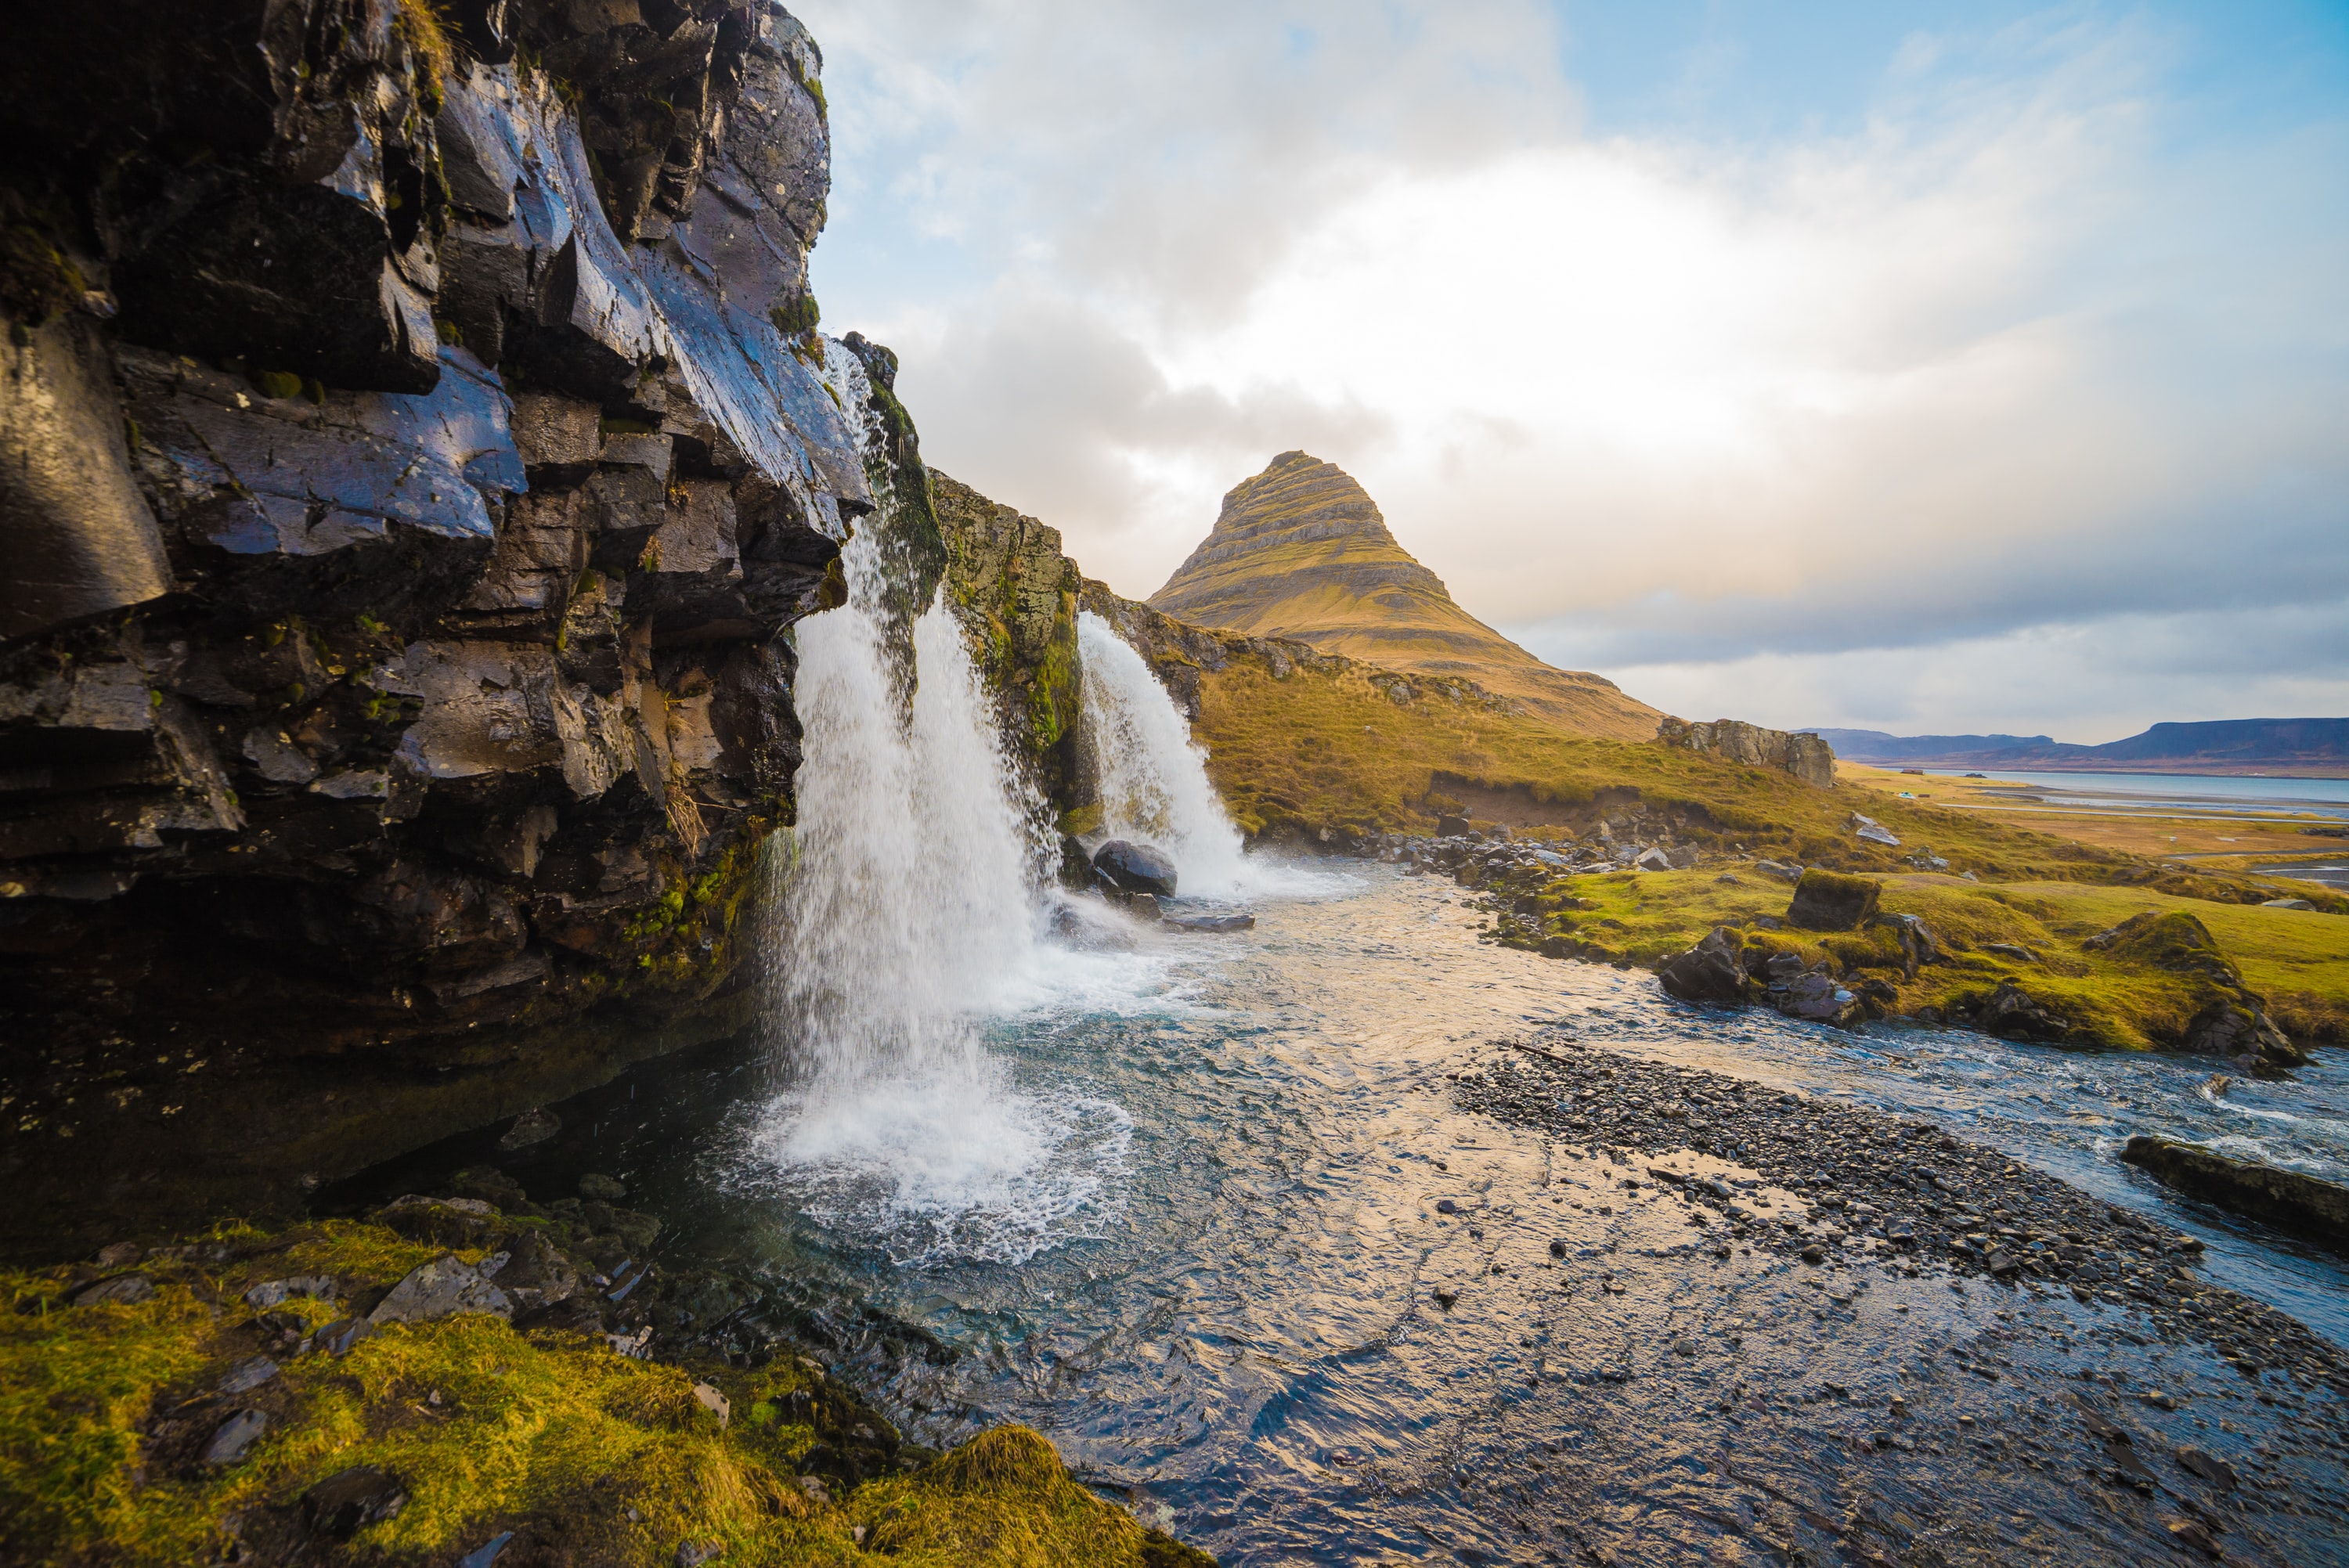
312;1317;374;1357
454;1531;515;1568
2166;1518;2223;1557
692;1382;731;1427
203;1408;268;1466
244;1275;336;1310
218;1355;280;1396
1434;1291;1458;1310
500;1107;561;1150
301;1465;409;1540
370;1256;514;1325
1435;1199;1459;1214
2177;1447;2237;1488
72;1274;155;1307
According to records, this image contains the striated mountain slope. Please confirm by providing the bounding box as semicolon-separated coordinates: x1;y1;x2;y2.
1147;451;1663;738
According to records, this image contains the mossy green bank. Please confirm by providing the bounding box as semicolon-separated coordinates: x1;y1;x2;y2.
1;1220;1212;1567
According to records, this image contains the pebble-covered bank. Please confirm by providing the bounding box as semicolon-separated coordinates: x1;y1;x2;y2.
1413;1036;2349;1565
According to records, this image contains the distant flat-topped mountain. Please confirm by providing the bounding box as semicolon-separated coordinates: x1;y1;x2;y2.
1810;719;2349;777
1148;451;1662;739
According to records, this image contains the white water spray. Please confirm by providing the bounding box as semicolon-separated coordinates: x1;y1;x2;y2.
754;534;1128;1263
1076;611;1257;898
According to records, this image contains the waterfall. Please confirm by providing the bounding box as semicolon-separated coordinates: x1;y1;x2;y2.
1076;611;1254;899
752;531;1127;1264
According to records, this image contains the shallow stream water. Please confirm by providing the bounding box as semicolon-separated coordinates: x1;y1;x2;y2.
345;866;2349;1565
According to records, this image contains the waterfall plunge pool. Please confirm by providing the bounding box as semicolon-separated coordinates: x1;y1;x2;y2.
329;576;2349;1563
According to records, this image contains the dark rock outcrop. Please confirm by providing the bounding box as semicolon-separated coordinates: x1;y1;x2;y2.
931;470;1083;803
1785;869;1881;931
2123;1135;2349;1253
1658;926;1753;1004
1978;980;2069;1042
1093;840;1178;898
0;0;892;1253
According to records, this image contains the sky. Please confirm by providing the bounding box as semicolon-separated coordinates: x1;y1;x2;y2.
790;0;2349;744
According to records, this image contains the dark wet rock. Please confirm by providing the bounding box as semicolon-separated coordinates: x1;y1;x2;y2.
203;1408;268;1466
0;317;172;641
2177;1447;2238;1488
0;0;886;1257
301;1464;409;1540
369;1255;513;1325
311;1317;373;1357
486;1229;583;1315
1164;913;1254;932
579;1173;627;1202
375;1195;503;1249
1779;972;1862;1028
1979;980;2069;1042
72;1274;155;1307
1658;926;1752;1004
1093;839;1179;896
2122;1135;2349;1252
1435;1199;1460;1214
500;1107;562;1151
1785;869;1880;931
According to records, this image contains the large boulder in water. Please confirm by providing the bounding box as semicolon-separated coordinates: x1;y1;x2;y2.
1658;927;1753;1004
2123;1135;2349;1253
1092;839;1178;896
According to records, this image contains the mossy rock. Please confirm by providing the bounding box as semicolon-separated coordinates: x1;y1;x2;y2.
0;1220;1215;1566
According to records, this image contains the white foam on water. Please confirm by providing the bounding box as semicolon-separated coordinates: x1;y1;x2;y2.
1077;611;1353;901
756;534;1130;1263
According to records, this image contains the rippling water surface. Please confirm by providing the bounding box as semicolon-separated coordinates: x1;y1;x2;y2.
350;864;2349;1563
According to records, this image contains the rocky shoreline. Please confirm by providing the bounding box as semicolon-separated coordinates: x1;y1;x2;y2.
1422;1036;2349;1565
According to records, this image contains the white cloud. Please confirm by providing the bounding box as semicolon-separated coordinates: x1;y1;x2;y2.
796;1;2349;736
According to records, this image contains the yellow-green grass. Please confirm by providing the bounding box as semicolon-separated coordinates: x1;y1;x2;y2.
1;1222;1200;1567
1513;868;2349;1051
1189;658;2343;910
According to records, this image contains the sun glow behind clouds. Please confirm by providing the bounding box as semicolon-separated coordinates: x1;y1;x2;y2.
800;0;2349;736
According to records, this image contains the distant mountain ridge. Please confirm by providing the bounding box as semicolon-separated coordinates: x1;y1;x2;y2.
1813;719;2349;776
1149;451;1664;739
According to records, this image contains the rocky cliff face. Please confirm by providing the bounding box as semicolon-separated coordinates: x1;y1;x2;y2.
1654;717;1837;790
1148;450;1664;740
0;0;901;1252
930;471;1084;808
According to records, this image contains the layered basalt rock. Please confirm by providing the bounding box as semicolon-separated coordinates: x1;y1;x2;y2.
1148;450;1664;738
0;0;885;1253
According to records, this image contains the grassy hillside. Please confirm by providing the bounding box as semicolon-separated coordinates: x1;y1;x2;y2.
1171;645;2349;1056
1189;655;2330;896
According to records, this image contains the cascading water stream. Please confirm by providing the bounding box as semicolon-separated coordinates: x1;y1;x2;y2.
1076;611;1254;898
753;531;1128;1263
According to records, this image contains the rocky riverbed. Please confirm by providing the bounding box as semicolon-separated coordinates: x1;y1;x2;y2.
1425;1037;2349;1565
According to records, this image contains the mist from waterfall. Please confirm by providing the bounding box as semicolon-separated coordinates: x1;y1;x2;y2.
1076;611;1257;899
752;532;1128;1264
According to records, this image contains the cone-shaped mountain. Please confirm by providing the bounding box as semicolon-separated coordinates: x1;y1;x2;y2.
1148;452;1662;737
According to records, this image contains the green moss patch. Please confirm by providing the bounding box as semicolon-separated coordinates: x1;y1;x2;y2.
0;1221;1212;1566
1499;867;2349;1056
